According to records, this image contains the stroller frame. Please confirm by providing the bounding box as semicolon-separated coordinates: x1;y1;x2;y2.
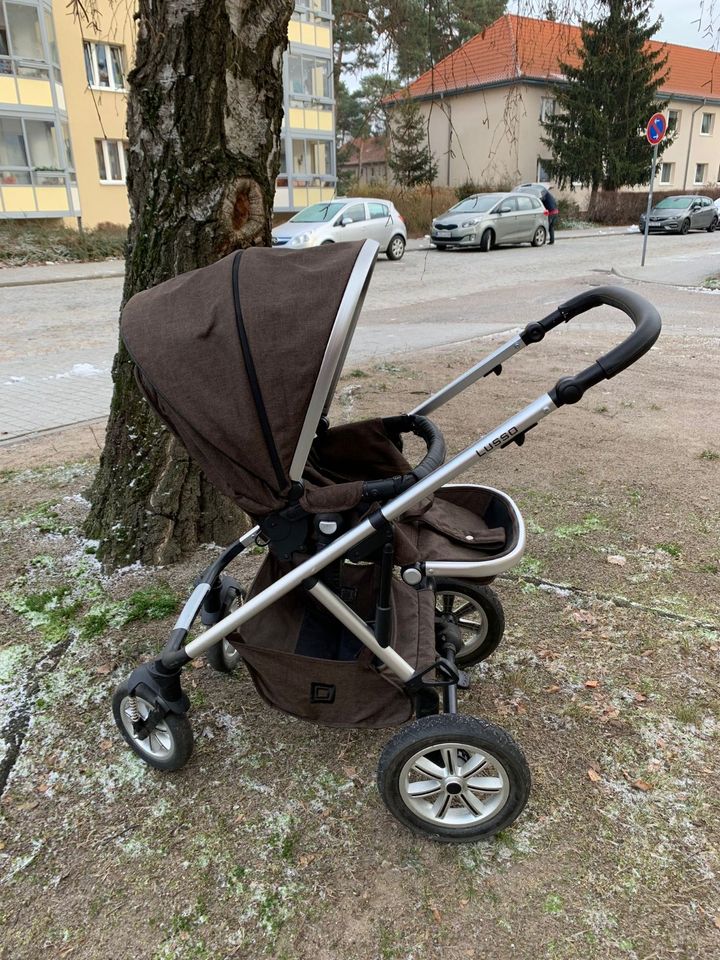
115;239;661;842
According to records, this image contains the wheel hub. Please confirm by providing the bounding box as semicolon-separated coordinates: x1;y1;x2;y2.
445;778;463;795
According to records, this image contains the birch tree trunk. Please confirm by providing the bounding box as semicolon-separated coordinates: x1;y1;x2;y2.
85;0;294;566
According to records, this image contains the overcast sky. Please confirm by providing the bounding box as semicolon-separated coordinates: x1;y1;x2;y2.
653;0;718;47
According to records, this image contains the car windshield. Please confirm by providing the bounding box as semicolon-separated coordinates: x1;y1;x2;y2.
450;195;503;214
290;202;346;223
654;197;691;210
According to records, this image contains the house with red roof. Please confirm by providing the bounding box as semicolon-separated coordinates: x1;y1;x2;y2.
338;136;389;183
391;14;720;194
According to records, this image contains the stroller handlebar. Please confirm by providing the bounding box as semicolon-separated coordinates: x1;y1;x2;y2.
361;415;446;503
521;285;661;407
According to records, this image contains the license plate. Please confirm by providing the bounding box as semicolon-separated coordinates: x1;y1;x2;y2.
435;230;451;238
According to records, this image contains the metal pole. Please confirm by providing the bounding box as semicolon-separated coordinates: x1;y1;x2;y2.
641;141;658;267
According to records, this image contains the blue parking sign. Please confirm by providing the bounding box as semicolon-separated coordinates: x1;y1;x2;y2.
646;112;667;145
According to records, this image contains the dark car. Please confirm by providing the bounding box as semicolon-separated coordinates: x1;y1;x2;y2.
639;195;718;234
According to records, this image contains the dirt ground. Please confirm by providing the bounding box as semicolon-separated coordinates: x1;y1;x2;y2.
1;309;719;960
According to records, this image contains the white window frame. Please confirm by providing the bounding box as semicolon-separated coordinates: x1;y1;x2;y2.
693;162;708;185
84;41;126;91
539;97;556;123
96;138;127;184
536;158;551;182
667;109;680;134
700;113;714;136
659;162;673;184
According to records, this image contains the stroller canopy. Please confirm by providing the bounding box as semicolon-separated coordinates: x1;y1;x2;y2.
121;240;377;518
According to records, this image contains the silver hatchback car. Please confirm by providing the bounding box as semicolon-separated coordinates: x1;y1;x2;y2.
431;192;548;251
272;198;408;260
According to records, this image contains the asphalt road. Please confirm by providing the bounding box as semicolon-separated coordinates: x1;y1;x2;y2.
1;228;719;442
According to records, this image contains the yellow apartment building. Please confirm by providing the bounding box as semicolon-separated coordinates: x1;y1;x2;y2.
0;0;335;228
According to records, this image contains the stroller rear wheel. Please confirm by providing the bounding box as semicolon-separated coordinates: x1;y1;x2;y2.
377;714;530;842
434;578;505;666
112;682;193;771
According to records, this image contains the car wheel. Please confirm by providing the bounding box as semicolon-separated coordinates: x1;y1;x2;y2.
432;243;448;251
320;239;334;245
386;234;406;261
707;216;718;233
479;229;494;252
531;225;547;247
680;219;690;235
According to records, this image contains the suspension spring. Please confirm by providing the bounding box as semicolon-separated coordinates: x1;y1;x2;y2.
127;695;140;723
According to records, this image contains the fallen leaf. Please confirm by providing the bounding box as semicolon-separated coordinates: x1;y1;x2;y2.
587;768;602;783
36;783;49;794
0;840;5;850
572;610;598;625
190;659;205;670
342;766;357;779
99;739;113;752
585;679;600;689
713;916;720;930
607;555;627;566
545;684;561;693
631;779;653;792
640;649;653;657
600;708;620;722
634;692;648;703
95;663;113;675
431;907;442;923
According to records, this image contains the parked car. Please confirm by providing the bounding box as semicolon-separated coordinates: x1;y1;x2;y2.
511;182;550;199
271;198;407;260
430;192;548;251
639;195;718;234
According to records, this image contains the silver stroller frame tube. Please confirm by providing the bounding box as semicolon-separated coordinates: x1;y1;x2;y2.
181;393;556;672
169;285;661;687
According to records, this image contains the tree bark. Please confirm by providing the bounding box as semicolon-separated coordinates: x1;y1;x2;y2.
85;0;295;567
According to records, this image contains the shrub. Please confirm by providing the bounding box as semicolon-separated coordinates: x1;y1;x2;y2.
0;220;127;266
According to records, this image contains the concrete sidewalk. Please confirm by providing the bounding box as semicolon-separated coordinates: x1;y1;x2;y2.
0;259;125;288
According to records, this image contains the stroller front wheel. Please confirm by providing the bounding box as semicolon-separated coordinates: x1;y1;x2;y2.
112;682;193;771
377;714;530;843
434;578;505;667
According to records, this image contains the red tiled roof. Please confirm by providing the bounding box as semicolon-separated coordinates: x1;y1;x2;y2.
394;14;720;102
339;136;387;165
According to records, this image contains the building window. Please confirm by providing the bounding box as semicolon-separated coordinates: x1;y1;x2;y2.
5;2;44;61
288;53;332;100
291;137;332;176
96;139;128;182
84;42;126;90
667;109;680;133
0;116;68;184
537;159;551;182
659;162;673;184
700;113;715;135
694;163;708;185
540;98;556;123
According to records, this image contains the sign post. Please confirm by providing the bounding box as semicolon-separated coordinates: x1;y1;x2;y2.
641;112;667;267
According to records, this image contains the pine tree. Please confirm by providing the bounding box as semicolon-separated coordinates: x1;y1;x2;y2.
541;0;669;195
388;96;438;186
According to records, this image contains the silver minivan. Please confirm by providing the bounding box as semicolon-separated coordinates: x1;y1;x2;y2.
431;192;548;251
272;198;408;260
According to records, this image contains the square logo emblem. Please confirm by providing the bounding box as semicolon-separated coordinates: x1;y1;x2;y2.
310;682;336;704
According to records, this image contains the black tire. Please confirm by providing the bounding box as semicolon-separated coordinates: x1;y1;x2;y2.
479;228;494;252
320;239;334;245
205;591;244;674
434;578;505;667
112;682;193;771
377;714;531;843
707;216;718;233
531;225;547;247
386;234;406;261
680;219;690;235
432;243;448;250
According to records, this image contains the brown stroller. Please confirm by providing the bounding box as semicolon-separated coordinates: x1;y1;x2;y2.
113;239;661;842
